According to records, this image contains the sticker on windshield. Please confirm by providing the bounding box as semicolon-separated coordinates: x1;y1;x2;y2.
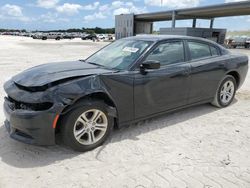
122;47;139;53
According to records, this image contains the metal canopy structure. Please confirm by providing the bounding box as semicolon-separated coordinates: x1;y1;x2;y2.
135;1;250;22
115;1;250;41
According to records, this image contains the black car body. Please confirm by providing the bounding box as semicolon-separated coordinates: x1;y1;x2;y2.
3;35;248;148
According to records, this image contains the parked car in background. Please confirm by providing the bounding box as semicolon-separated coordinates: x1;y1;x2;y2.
107;34;114;40
72;33;85;39
32;33;43;39
3;35;248;151
33;33;63;40
44;33;63;40
230;36;250;48
19;32;32;37
81;34;98;41
62;33;75;39
246;38;250;48
97;34;106;40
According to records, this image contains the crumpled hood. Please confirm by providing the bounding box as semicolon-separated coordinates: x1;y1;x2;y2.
12;61;113;87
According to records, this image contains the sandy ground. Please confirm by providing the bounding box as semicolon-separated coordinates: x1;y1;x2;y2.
0;36;250;188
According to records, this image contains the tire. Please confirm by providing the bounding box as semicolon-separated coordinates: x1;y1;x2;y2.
42;37;47;40
61;100;114;152
211;75;237;108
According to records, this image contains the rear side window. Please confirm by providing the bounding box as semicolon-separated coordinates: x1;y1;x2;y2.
210;46;219;56
145;41;185;66
188;42;211;60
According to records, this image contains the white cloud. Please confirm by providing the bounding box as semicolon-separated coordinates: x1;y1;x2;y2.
56;3;82;15
55;2;100;15
145;0;200;8
113;2;147;15
37;0;59;9
112;1;124;8
39;12;69;23
225;0;248;2
125;2;134;7
0;4;30;22
1;4;23;17
82;2;100;10
40;12;57;23
113;8;130;15
36;0;99;12
84;12;106;22
38;1;100;16
99;4;110;12
84;1;146;22
113;6;146;15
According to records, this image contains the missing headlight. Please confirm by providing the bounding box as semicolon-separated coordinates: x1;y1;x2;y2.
7;96;53;111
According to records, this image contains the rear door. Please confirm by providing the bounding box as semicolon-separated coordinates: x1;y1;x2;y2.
186;40;226;104
133;40;191;119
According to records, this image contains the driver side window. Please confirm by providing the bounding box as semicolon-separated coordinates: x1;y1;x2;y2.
145;41;185;66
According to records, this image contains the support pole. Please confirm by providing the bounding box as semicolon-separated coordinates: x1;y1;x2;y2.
210;18;214;29
192;19;196;28
172;11;176;28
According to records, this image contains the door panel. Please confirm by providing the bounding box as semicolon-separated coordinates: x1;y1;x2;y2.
134;63;191;119
186;40;227;104
188;57;226;103
102;72;134;124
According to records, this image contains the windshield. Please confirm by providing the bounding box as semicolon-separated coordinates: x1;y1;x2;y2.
86;39;152;70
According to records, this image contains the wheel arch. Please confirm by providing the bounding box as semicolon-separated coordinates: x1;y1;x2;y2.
55;91;119;134
226;70;240;88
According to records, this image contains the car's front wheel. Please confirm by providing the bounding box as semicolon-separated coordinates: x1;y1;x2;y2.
211;75;237;108
61;100;114;152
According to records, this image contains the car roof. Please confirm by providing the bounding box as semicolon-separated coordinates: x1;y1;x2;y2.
125;34;217;44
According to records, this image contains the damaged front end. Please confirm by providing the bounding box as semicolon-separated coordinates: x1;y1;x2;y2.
3;73;113;145
3;60;117;146
7;96;53;111
3;79;77;145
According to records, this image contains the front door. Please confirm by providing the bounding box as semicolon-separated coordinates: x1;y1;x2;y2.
133;40;191;119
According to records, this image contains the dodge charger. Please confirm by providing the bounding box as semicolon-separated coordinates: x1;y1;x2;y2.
3;35;248;151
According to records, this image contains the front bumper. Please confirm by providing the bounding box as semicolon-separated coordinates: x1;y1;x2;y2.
3;97;58;145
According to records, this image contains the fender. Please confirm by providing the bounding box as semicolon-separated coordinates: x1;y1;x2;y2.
59;91;118;118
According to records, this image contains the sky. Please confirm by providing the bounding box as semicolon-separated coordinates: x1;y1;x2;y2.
0;0;250;31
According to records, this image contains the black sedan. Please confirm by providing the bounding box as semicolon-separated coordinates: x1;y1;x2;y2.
81;34;98;41
3;35;248;151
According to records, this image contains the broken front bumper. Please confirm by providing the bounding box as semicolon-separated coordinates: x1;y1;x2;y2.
3;97;58;145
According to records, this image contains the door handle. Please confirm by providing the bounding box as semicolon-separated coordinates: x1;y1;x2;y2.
219;63;225;68
170;69;190;78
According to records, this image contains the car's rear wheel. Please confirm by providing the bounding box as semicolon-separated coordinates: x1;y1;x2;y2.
61;100;114;152
211;75;236;108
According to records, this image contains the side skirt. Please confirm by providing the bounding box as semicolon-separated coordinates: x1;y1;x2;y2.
118;98;213;128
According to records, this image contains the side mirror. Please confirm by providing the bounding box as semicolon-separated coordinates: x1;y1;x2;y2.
140;60;160;74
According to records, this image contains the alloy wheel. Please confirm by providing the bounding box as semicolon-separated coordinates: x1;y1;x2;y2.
220;80;235;104
73;109;108;145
